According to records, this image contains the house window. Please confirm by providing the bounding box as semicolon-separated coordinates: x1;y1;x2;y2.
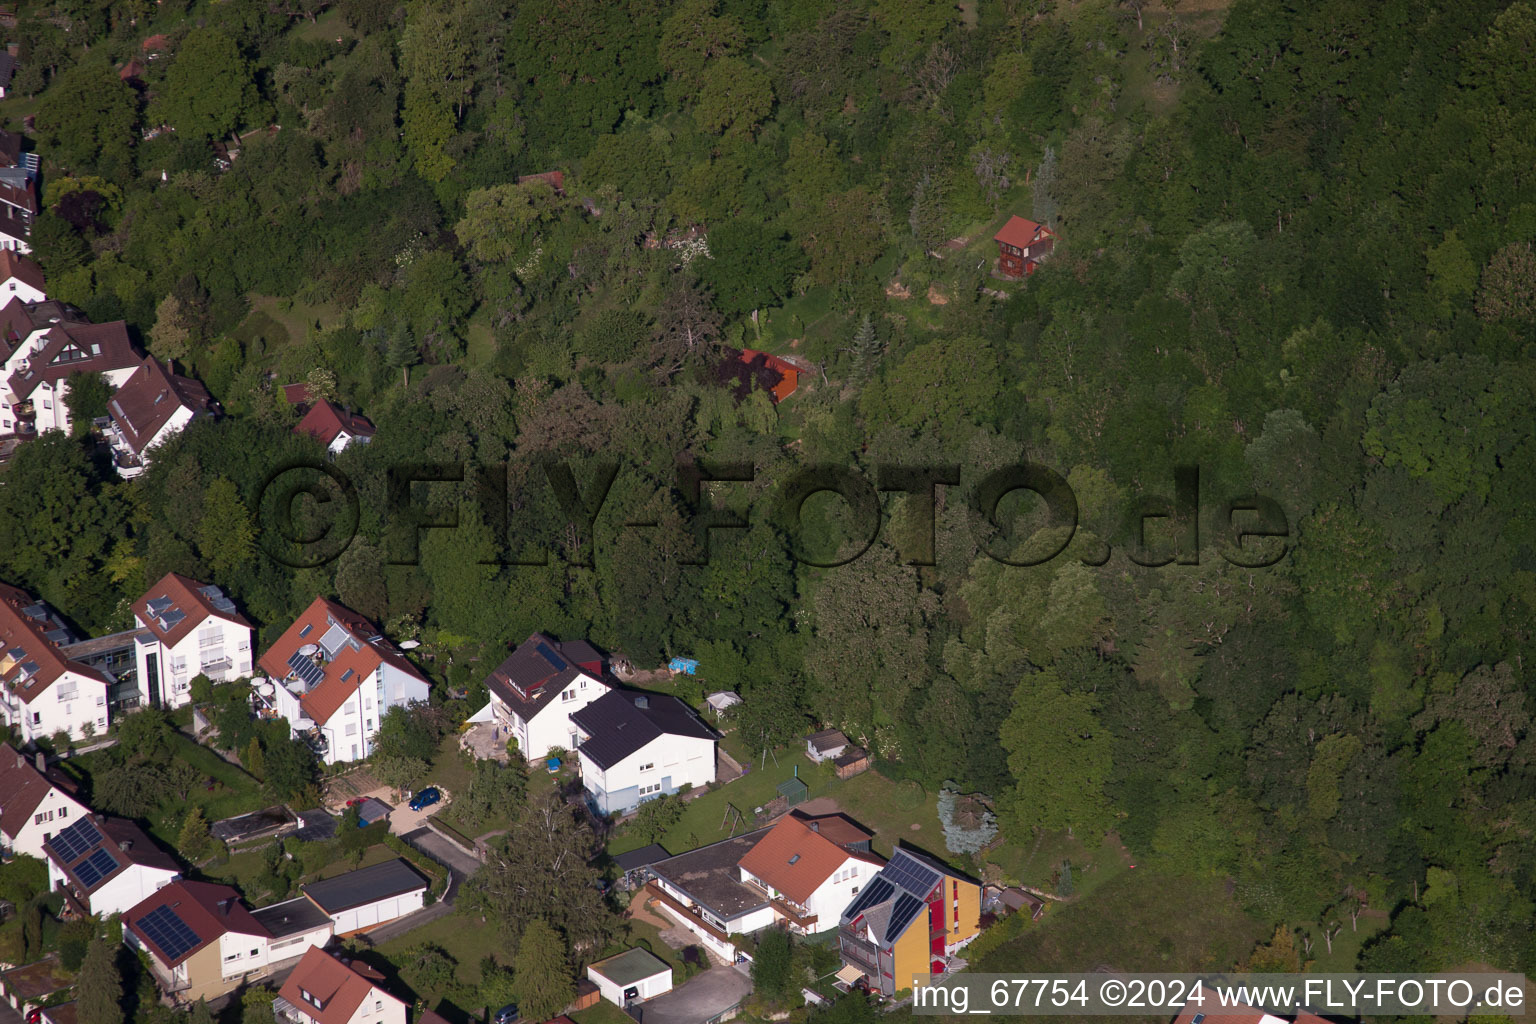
562;688;576;702
639;783;661;796
58;807;68;819
34;811;51;825
638;762;655;772
345;723;358;736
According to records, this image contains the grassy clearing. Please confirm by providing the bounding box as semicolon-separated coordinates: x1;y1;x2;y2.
608;746;949;869
961;870;1266;1024
247;294;347;350
1298;910;1387;971
984;830;1131;898
61;730;267;848
570;1001;633;1024
375;907;501;979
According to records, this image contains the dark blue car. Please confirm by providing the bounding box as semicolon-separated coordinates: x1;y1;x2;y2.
409;786;441;812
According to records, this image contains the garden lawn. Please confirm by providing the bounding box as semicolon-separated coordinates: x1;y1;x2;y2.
570;1001;632;1024
966;869;1267;1024
609;749;963;871
375;907;499;982
984;830;1132;899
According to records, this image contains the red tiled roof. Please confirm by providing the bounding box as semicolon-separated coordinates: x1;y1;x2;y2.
790;811;873;850
281;382;312;407
0;250;44;295
118;58;146;81
0;130;22;169
0;743;78;840
259;596;425;726
107;356;213;457
0;583;109;703
8;320;140;401
279;947;405;1024
993;215;1053;249
516;170;565;194
738;814;881;906
125;880;267;969
141;34;170;52
1170;985;1338;1024
0;179;35;217
738;349;799;402
295;400;374;447
132;572;249;649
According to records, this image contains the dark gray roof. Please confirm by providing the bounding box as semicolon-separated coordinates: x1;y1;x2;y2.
651;828;772;919
611;843;670;872
302;858;428;913
484;634;592;722
250;895;332;938
572;690;716;770
293;809;338;842
0;54;14;88
210;805;296;843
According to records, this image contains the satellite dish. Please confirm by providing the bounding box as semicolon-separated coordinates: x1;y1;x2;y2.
298;643;320;657
399;640;421;650
293;717;314;730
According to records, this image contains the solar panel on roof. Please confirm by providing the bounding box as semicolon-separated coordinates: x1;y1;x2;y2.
136;904;201;961
842;876;893;922
51;818;103;863
883;850;942;897
534;641;566;668
73;847;119;888
886;893;926;942
287;650;324;688
299;623;313;637
340;668;353;682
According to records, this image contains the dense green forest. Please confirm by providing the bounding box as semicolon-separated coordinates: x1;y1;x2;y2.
1;0;1533;978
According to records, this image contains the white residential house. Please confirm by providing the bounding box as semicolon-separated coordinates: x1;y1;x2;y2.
735;813;884;934
258;597;431;765
124;880;332;1003
295;399;375;456
0;304;141;436
569;690;717;816
647;811;884;961
0;250;46;303
275;946;408;1024
0;743;90;860
105;355;215;478
480;633;608;758
0;583;111;743
44;815;180;917
132;573;253;709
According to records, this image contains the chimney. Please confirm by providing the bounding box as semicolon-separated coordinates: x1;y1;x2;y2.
808;821;820;833
15;751;23;769
118;839;132;851
219;898;231;916
35;751;44;772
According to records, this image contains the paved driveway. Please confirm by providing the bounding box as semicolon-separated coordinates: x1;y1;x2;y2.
636;965;754;1024
388;792;448;835
399;826;483;902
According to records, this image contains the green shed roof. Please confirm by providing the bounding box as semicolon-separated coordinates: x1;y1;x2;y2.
589;947;671;987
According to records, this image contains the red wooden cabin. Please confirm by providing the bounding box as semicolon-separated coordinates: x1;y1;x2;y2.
993;215;1056;279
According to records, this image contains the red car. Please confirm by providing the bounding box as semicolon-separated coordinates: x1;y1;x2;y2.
345;796;368;808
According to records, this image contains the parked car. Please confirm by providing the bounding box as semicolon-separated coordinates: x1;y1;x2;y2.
494;1005;519;1024
409;786;442;811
